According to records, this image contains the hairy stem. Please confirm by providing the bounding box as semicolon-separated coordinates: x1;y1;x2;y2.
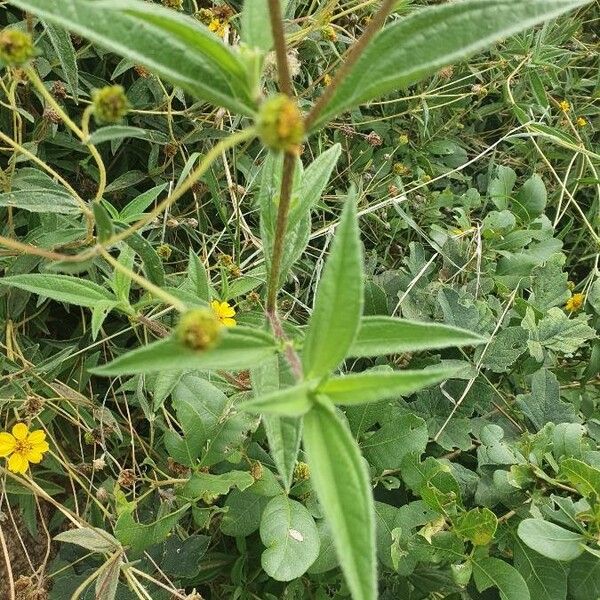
305;0;396;130
267;0;293;96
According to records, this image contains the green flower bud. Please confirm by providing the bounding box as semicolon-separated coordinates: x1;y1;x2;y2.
92;85;129;124
0;29;35;66
176;308;223;351
257;94;304;153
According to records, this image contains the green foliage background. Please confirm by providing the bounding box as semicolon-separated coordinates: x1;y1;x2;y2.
0;1;598;599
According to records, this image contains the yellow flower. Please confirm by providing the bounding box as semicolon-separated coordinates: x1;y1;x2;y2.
565;293;585;313
323;73;333;86
211;300;236;327
208;18;227;37
576;116;588;128
0;423;49;475
559;100;571;113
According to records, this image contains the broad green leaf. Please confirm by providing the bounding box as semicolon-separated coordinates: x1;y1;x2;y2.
517;519;585;561
513;174;547;222
514;535;569;600
453;508;497;546
44;22;79;100
472;556;531;600
241;0;277;53
114;502;189;556
0;189;82;214
303;195;363;378
516;369;578;431
489;165;517;210
2;274;116;308
568;553;600;600
11;0;255;115
559;458;600;499
320;366;459;406
310;0;592;129
221;488;270;537
88;126;169;145
54;528;120;553
91;329;277;376
361;414;428;472
163;375;255;467
260;495;320;581
303;400;376;600
241;382;314;416
350;316;486;358
183;471;255;499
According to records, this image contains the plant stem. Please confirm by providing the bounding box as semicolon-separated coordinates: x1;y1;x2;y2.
304;0;396;130
267;0;293;96
266;152;296;313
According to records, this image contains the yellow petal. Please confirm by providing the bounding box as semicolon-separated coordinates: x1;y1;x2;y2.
210;300;220;311
222;317;236;327
8;453;29;474
27;430;46;445
220;303;236;318
0;433;16;457
12;423;29;440
25;451;44;464
31;441;50;454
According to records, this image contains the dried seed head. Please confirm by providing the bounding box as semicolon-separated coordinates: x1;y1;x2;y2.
117;468;136;488
51;80;67;99
92;85;129;124
0;29;35;66
176;308;223;351
257;94;305;154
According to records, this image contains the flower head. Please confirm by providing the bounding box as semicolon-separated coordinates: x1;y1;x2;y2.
565;293;585;313
0;29;35;67
0;423;49;474
177;308;224;351
559;99;571;113
576;116;588;128
211;300;236;327
257;94;305;154
92;85;129;124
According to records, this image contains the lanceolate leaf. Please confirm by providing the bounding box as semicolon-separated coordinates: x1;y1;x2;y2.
350;316;487;358
91;329;277;376
311;0;592;129
303;193;363;378
303;400;376;600
44;22;79;100
241;382;314;416
320;366;459;406
10;0;255;115
2;274;116;308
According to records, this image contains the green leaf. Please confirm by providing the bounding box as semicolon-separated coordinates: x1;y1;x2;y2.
93;203;115;243
260;495;320;581
95;553;122;600
119;183;168;223
453;508;497;546
310;0;592;129
11;0;255;115
44;22;79;101
241;0;275;53
221;489;270;537
91;329;277;376
516;369;578;431
2;274;116;308
183;471;255;499
513;174;547;222
54;528;120;553
559;458;600;500
517;519;585;561
361;413;428;472
114;224;165;287
303;195;363;378
241;382;314;416
350;316;486;358
489;165;517;210
303;400;376;600
186;249;210;302
320;366;459;406
0;189;82;214
514;535;569;600
88;125;169;145
568;553;600;600
472;556;531;600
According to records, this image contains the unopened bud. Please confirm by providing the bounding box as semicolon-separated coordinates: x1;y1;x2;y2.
92;85;129;124
257;94;304;154
176;308;223;351
0;29;35;66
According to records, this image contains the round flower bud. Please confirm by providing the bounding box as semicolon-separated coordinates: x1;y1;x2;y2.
92;85;129;124
176;308;223;351
0;29;35;66
294;461;310;481
257;94;304;153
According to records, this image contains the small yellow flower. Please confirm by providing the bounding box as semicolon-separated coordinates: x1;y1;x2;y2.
0;423;49;475
576;116;588;128
323;73;333;86
208;18;227;37
559;100;571;113
211;300;236;327
565;293;585;313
